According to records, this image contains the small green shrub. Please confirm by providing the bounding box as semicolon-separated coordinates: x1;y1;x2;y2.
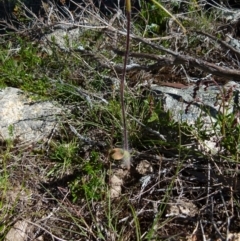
69;151;105;202
215;111;240;159
138;0;169;35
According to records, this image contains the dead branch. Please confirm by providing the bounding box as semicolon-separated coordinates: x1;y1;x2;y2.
111;36;240;80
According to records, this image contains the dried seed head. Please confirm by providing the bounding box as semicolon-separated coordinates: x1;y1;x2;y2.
110;148;131;170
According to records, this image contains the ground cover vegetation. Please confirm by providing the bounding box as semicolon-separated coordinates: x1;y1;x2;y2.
1;0;240;240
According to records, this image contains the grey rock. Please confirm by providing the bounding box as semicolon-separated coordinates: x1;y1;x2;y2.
0;87;62;143
227;36;240;51
151;81;240;154
151;81;240;126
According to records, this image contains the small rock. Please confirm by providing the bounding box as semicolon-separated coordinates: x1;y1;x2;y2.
136;160;153;175
166;198;198;218
5;220;29;241
110;174;123;198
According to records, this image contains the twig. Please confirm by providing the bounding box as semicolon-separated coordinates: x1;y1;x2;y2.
200;219;207;241
206;160;211;206
196;30;240;59
111;30;240;79
62;82;108;104
212;220;225;240
69;124;106;147
226;216;234;241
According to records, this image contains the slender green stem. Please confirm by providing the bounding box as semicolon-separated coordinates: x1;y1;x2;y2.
121;0;131;152
118;0;131;169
